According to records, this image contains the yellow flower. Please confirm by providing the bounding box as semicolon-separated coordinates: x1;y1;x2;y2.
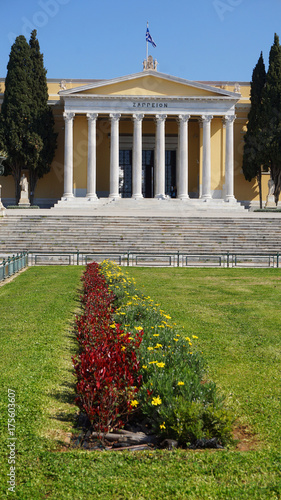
142;365;148;369
155;343;163;349
131;400;139;407
149;361;158;364
153;334;160;337
160;422;166;430
192;335;198;339
185;337;191;342
156;362;165;368
121;346;126;351
151;396;162;406
173;338;179;342
147;347;154;351
178;381;185;386
134;326;143;331
110;324;116;329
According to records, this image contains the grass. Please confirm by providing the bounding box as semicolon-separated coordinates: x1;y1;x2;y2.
125;268;281;447
0;266;281;499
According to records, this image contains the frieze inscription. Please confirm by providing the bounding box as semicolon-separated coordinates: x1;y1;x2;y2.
132;102;168;109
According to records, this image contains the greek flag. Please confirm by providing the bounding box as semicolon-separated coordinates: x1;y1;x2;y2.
146;27;157;48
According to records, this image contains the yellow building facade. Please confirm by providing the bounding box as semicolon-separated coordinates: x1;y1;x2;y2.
0;61;268;209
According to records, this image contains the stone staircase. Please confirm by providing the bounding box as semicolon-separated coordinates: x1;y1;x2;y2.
0;214;281;256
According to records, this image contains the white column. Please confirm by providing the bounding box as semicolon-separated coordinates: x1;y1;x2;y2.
63;111;75;198
154;114;167;199
200;115;213;200
223;115;236;202
132;113;144;199
109;113;121;198
177;114;190;199
86;113;98;200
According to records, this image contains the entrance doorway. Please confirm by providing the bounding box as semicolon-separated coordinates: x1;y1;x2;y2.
142;150;154;198
165;150;176;197
119;149;177;198
119;150;132;198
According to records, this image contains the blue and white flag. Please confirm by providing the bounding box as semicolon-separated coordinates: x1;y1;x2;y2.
146;27;157;48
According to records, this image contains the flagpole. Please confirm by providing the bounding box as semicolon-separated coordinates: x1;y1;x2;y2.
146;21;149;61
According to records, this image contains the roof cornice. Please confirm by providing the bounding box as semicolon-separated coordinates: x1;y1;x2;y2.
59;70;240;99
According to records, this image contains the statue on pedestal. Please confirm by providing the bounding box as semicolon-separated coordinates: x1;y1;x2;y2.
0;185;6;216
18;174;30;207
143;55;158;71
265;177;276;208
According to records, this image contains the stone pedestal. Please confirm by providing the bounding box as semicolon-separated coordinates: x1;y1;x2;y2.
0;185;6;216
265;194;276;208
18;194;30;207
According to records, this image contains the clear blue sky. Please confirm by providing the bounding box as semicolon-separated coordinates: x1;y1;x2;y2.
1;0;281;83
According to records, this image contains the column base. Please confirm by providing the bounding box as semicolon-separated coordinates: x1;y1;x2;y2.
178;194;190;200
154;194;168;200
86;193;98;201
200;195;212;201
62;193;74;200
109;194;121;200
225;195;237;203
132;194;143;200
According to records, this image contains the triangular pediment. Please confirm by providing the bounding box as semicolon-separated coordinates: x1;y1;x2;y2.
60;71;239;99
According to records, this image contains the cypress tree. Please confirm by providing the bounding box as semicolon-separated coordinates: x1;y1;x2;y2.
262;33;281;202
28;30;57;205
0;35;41;203
242;52;266;208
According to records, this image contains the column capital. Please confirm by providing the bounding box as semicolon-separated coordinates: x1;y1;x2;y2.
110;113;121;122
177;114;190;123
155;114;167;123
132;113;144;122
200;115;213;124
63;111;75;122
222;114;236;127
86;112;98;122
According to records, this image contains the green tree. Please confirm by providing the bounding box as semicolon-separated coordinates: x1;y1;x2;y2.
0;35;41;203
262;33;281;202
28;30;57;205
242;52;266;208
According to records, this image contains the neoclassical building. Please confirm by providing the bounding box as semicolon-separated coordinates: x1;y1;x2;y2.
0;58;267;209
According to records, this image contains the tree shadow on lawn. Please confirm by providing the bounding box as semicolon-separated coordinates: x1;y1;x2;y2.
49;380;76;407
45;381;78;448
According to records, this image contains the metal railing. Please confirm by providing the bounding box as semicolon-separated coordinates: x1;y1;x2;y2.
0;252;28;282
23;250;281;268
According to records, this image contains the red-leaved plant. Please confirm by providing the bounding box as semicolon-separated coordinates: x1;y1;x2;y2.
72;263;143;435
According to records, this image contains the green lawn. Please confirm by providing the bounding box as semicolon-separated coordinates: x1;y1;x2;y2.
0;266;280;499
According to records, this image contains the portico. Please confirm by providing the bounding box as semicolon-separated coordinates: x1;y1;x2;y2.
57;68;241;208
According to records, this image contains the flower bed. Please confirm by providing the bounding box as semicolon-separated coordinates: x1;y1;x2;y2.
72;262;143;435
73;261;234;447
